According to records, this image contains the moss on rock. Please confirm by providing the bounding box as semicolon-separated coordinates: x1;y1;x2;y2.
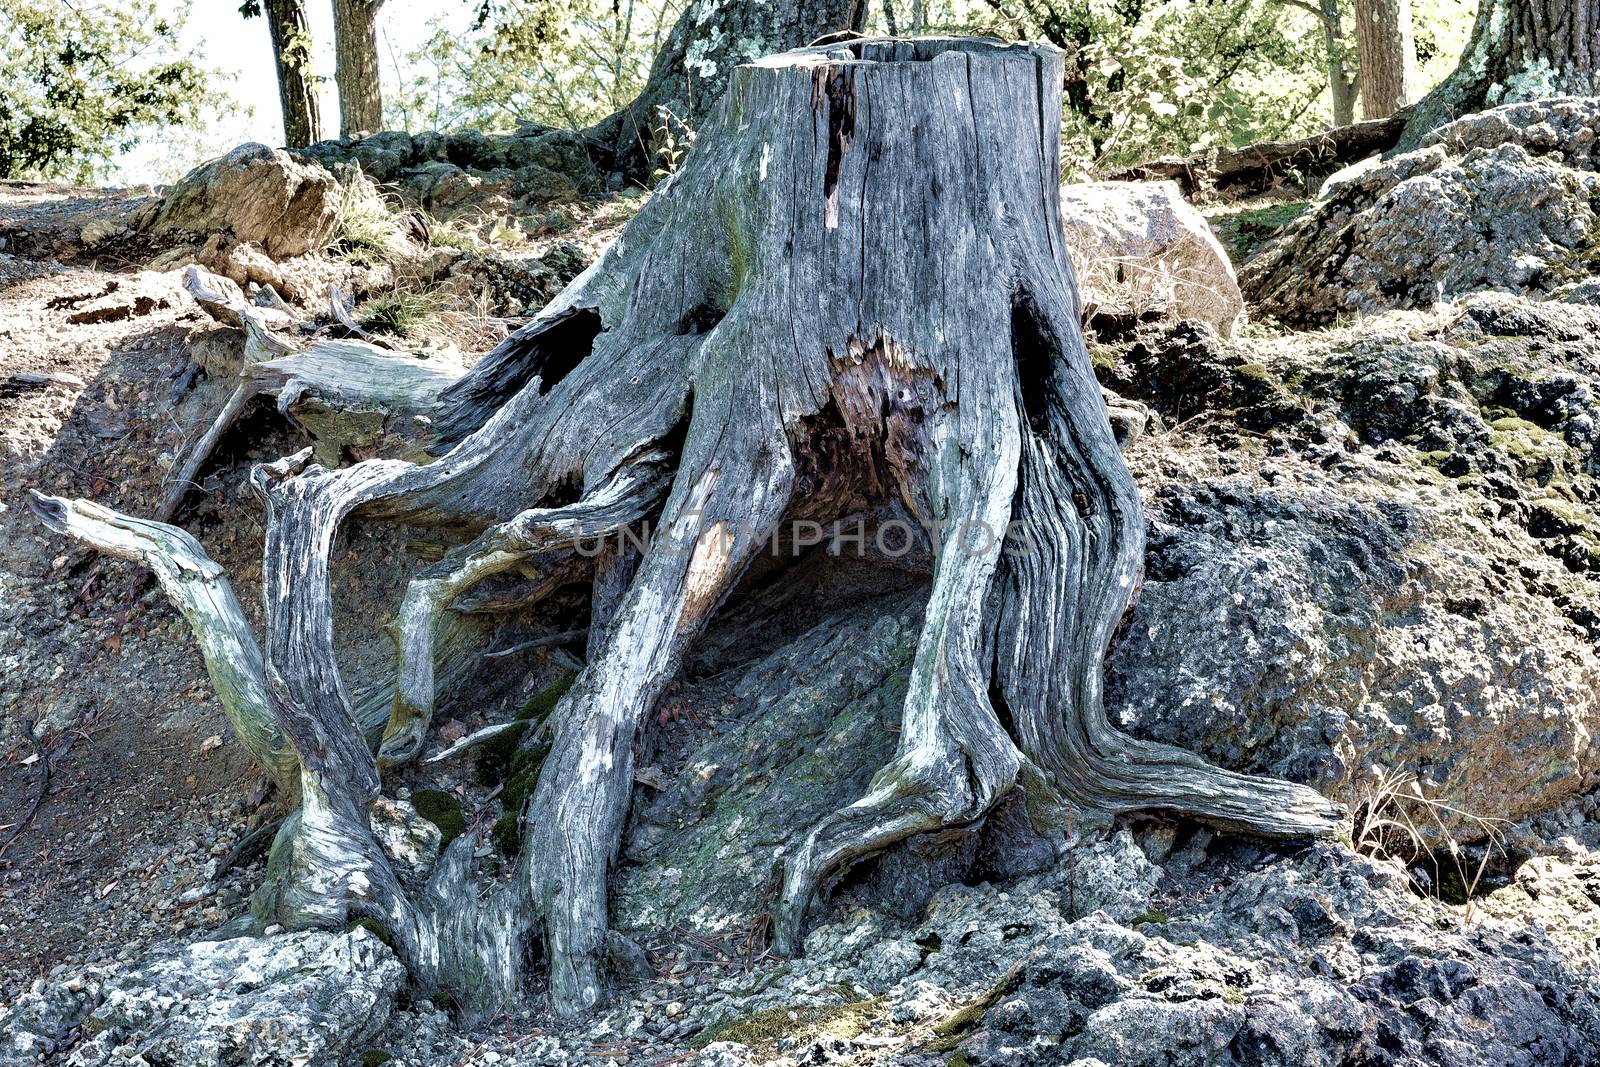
409;789;466;849
695;998;883;1053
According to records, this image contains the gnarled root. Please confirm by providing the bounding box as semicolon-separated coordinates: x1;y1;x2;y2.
27;492;298;794
381;453;671;765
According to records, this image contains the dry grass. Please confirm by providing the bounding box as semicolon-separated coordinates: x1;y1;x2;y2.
1352;767;1508;922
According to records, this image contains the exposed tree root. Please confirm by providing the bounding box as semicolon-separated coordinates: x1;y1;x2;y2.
34;37;1343;1022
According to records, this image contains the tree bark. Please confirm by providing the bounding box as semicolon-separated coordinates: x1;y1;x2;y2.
332;0;384;138
586;0;867;180
1399;0;1599;147
36;37;1342;1022
264;0;322;146
1320;0;1359;126
1355;0;1415;118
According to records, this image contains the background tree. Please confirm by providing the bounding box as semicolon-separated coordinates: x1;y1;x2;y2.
1354;0;1416;117
588;0;869;178
977;0;1330;171
1280;0;1357;125
242;0;323;147
333;0;385;136
392;0;671;134
0;0;214;182
1402;0;1599;144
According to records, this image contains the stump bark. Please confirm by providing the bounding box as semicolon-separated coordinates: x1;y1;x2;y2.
35;37;1341;1020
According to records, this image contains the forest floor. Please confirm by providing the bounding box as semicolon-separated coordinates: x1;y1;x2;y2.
0;182;285;997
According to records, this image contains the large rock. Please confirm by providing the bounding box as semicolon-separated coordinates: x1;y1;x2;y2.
593;834;1600;1067
1059;179;1245;337
942;841;1600;1067
1101;299;1600;830
0;929;404;1067
1243;98;1600;326
135;143;341;258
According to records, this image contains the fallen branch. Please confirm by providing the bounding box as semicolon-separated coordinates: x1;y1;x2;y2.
1103;108;1411;198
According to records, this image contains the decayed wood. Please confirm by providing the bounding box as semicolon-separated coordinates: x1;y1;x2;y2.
1105;110;1411;197
381;453;671;766
34;37;1344;1022
161;268;465;519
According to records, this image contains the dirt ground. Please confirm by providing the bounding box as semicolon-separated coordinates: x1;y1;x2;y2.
0;183;288;1000
0;176;640;1006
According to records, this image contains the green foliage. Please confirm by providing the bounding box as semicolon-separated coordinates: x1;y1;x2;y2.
356;290;442;338
389;0;674;134
970;0;1328;173
0;0;217;182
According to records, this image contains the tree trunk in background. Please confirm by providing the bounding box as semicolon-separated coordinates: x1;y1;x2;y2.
1399;0;1599;146
264;0;321;147
332;0;384;138
1320;0;1358;126
587;0;868;180
1355;0;1415;118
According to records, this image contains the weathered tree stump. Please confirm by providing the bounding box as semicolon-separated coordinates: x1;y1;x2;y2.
35;37;1341;1020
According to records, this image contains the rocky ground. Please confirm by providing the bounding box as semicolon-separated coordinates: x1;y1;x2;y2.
8;99;1600;1066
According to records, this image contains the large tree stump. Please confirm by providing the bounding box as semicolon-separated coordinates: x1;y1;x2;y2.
36;37;1341;1021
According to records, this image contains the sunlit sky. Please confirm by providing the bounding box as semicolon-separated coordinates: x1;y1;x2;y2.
118;0;472;183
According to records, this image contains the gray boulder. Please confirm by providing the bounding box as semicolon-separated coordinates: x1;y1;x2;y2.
1243;98;1600;325
1060;180;1245;337
1103;303;1600;829
0;929;404;1067
135;143;341;258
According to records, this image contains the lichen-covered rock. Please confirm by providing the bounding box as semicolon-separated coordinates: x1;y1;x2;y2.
1098;299;1600;830
1060;180;1245;337
0;929;404;1067
617;836;1600;1067
135;143;341;258
1242;98;1600;326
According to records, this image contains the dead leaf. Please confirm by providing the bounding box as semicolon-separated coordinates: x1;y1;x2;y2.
200;734;223;755
634;766;670;790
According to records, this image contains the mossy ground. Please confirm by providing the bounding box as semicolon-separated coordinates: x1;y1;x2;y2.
921;965;1022;1053
694;997;885;1053
474;671;576;856
409;789;466;849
